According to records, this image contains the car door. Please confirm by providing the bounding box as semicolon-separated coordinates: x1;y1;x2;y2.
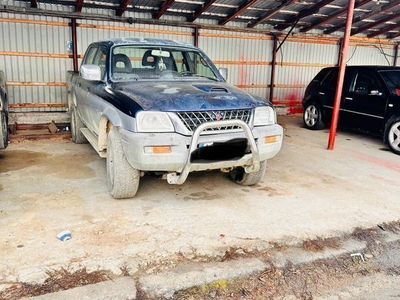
342;69;387;132
319;68;353;125
75;45;98;129
84;44;108;134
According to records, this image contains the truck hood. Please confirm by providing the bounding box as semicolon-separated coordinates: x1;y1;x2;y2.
111;81;267;112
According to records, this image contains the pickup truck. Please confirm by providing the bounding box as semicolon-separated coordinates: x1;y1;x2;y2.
66;38;283;199
0;71;8;149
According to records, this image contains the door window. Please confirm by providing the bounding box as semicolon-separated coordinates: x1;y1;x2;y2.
321;69;353;92
83;46;98;65
92;45;108;79
350;72;380;95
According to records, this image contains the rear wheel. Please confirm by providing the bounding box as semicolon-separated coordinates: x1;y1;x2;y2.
106;127;140;199
70;106;87;144
0;111;8;149
303;103;325;130
229;160;267;186
387;118;400;155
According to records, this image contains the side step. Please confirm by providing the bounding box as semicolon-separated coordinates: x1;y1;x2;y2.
80;128;106;158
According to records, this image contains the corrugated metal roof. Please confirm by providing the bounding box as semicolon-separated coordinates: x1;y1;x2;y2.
7;0;400;39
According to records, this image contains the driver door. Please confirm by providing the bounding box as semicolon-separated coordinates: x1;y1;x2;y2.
342;69;387;132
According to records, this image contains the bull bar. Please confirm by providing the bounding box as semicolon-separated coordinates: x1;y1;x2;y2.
166;119;261;185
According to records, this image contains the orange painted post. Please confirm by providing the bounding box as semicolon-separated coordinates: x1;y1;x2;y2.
327;0;356;150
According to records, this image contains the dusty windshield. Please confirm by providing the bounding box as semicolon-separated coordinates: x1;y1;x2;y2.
380;70;400;96
111;46;219;81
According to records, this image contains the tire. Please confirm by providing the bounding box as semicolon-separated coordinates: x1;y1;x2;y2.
70;106;87;144
0;111;8;149
229;160;267;186
303;103;325;130
386;117;400;155
106;127;140;199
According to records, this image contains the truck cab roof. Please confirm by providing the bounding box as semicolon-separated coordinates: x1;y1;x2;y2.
94;38;197;50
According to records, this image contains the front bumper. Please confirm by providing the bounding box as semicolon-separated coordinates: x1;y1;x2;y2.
120;120;283;184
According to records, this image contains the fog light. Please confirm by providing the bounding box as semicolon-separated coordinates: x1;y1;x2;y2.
144;146;172;154
264;135;280;144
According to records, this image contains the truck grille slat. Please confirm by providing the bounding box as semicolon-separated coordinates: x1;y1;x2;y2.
177;109;252;132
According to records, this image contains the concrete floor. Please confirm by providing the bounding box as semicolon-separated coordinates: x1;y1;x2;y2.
1;116;400;282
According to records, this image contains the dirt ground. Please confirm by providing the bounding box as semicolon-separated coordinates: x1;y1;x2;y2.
1;115;400;297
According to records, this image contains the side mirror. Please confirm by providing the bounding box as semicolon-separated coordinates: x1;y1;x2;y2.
369;90;383;96
80;64;101;81
219;68;228;81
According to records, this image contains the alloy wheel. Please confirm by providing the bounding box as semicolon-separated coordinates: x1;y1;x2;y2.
388;121;400;152
304;105;319;127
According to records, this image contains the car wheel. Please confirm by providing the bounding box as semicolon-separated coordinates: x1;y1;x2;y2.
229;160;267;186
0;111;8;149
387;119;400;155
71;106;87;144
303;103;325;130
106;127;140;199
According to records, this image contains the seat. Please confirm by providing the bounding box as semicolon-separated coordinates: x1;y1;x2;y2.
112;54;132;73
142;50;156;68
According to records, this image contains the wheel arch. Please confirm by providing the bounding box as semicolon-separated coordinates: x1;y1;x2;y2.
99;108;121;152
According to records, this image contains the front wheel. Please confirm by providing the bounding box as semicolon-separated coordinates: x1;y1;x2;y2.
387;118;400;155
106;127;140;199
303;103;325;130
229;160;267;186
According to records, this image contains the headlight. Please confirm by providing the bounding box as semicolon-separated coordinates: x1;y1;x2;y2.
253;106;276;126
136;111;174;132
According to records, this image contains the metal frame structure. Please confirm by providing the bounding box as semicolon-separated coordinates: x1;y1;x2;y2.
4;0;399;40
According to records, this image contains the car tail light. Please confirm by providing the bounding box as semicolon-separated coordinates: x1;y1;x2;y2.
396;88;400;97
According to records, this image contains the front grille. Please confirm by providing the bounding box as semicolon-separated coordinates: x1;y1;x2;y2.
177;109;252;132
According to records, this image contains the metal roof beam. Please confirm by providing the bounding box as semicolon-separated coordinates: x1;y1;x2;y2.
76;0;84;12
30;0;37;8
116;0;132;17
274;0;335;31
154;0;176;19
352;13;400;35
301;0;372;33
189;0;217;22
324;2;400;34
248;0;296;28
387;31;400;40
219;0;258;26
367;23;400;38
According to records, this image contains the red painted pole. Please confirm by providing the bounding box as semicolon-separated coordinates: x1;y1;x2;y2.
327;0;356;150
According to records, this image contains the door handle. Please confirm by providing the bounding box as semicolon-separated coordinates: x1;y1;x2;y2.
345;97;353;101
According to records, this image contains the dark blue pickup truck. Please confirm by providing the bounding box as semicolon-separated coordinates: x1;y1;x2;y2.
67;38;283;199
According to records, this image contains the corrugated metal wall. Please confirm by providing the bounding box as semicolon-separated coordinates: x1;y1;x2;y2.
0;3;398;116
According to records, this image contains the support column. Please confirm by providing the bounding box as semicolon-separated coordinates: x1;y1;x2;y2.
327;0;356;150
394;43;399;67
71;19;79;72
269;35;278;103
193;27;199;47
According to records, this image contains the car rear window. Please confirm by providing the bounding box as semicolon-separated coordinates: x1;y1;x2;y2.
379;70;400;95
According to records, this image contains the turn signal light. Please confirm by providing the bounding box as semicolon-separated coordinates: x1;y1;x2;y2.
144;146;172;154
264;135;280;144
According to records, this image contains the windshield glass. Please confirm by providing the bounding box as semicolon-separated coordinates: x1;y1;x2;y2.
111;46;219;81
379;70;400;95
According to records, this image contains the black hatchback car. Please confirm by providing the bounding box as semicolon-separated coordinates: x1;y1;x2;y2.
303;66;400;154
